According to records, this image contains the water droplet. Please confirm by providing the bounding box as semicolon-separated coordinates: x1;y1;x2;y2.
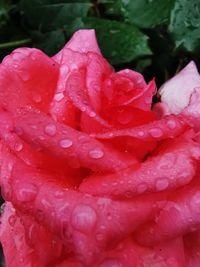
167;120;177;129
32;93;42;103
31;54;36;61
149;127;163;138
97;197;111;206
54;190;65;198
191;192;200;207
124;69;130;73
89;148;104;159
80;106;86;112
15;126;23;135
19;71;30;81
14;143;23;152
96;233;104;241
41;198;52;209
137;183;148;194
155;178;169;191
44;123;57;137
117;110;133;125
17;183;38;202
54;93;64;102
89;111;96;118
125;191;132;198
59;139;73;148
107;213;112;221
99;259;123;267
70;64;78;70
71;204;97;232
159;153;175;169
8;215;17;226
137;130;145;137
30;124;38;130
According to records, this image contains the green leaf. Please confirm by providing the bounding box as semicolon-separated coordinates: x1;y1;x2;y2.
68;17;151;65
104;0;175;28
0;0;9;26
20;0;92;31
169;0;200;51
31;29;65;56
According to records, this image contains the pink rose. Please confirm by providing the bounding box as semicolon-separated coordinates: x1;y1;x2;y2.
0;30;200;267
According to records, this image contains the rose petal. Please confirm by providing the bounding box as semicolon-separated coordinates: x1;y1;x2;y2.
184;231;200;267
0;152;163;265
13;108;135;172
80;134;200;197
182;87;200;131
95;237;185;267
65;68;111;129
0;109;86;187
159;61;200;114
53;30;101;63
93;114;188;141
135;179;200;246
0;48;59;113
0;202;40;267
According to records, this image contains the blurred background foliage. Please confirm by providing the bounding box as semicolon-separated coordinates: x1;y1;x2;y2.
0;0;200;86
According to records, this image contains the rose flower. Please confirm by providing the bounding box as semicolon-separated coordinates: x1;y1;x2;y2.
0;30;200;267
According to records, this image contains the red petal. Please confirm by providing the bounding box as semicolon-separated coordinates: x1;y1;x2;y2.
93;114;188;142
135;178;200;246
13;108;135;172
184;231;200;267
53;30;102;63
80;134;200;197
0;203;40;267
0;48;59;113
1;152;162;264
101;106;156;129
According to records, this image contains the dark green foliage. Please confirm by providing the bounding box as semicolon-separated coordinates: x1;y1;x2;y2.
0;0;200;85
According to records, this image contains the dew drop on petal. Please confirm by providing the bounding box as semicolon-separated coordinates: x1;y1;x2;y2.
20;71;30;81
89;111;96;118
155;178;169;191
15;126;23;136
71;204;97;232
8;215;17;226
14;143;23;152
149;127;163;138
117;110;133;125
191;191;200;208
59;139;73;148
166;119;177;129
137;183;148;194
18;183;38;202
89;148;104;159
70;64;78;70
96;233;104;241
159;153;175;169
32;93;42;103
54;92;64;102
54;190;65;198
44;123;57;137
81;106;86;112
137;130;145;137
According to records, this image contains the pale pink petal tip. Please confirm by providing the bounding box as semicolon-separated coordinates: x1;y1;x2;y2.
66;29;101;54
159;61;200;114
